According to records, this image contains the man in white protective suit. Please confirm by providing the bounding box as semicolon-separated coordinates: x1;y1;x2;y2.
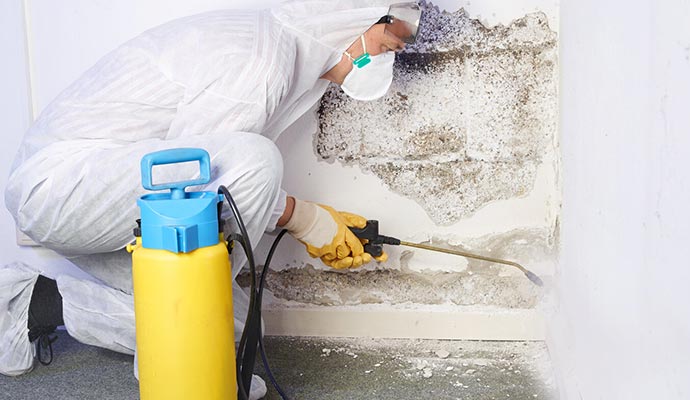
1;0;419;398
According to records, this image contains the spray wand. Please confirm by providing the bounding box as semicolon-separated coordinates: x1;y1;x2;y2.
350;220;544;287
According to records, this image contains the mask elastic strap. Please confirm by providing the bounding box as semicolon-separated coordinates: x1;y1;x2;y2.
344;34;372;69
344;35;367;61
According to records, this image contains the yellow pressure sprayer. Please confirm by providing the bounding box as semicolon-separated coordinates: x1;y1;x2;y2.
127;148;236;399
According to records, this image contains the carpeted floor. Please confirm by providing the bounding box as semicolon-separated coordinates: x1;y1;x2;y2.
0;331;558;400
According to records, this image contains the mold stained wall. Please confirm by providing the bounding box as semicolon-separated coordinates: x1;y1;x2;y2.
552;0;690;399
266;0;559;308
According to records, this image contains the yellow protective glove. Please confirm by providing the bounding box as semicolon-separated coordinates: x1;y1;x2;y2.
284;199;375;269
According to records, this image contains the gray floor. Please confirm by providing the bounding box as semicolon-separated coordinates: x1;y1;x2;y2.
0;331;558;400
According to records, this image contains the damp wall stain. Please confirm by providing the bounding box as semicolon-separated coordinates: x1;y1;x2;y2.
240;226;556;308
244;266;544;308
317;1;558;225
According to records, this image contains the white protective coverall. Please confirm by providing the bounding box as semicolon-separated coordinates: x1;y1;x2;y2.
1;0;397;383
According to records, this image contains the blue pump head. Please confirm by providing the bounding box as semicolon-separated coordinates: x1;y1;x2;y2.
137;148;223;253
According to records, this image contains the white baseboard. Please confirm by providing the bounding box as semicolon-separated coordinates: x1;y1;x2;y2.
263;306;545;341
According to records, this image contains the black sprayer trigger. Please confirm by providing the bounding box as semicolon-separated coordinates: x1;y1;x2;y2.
350;220;401;258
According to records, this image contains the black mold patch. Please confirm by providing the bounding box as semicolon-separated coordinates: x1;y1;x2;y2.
395;50;468;74
317;1;558;225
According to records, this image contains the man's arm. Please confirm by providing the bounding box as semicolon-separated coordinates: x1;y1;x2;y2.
276;195;295;227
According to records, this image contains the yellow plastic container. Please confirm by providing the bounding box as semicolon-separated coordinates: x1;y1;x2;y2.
129;235;236;400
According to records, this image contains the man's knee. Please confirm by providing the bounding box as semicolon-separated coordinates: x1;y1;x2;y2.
213;133;283;193
4;172;44;243
4;161;131;255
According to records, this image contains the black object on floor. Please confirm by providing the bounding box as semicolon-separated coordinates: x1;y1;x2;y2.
27;275;65;366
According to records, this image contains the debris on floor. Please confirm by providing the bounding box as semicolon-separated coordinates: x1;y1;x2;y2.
256;336;559;400
0;331;559;400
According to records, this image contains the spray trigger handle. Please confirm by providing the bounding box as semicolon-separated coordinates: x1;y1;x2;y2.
350;220;401;258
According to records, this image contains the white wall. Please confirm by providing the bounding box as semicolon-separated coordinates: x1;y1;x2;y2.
552;0;690;398
0;0;84;279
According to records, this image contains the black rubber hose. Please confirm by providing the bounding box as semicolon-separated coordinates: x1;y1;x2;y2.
218;186;256;399
258;229;290;399
219;186;290;399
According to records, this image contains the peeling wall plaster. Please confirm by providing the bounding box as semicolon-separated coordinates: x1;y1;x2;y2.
259;0;560;309
317;3;558;225
243;226;556;309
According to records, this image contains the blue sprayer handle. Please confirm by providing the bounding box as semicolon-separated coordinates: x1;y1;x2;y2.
140;148;211;199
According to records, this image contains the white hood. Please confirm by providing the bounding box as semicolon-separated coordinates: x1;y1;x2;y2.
263;0;399;137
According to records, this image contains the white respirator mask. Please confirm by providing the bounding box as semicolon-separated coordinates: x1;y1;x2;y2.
340;35;395;101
